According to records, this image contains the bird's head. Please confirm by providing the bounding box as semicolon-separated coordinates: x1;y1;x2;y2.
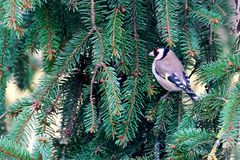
148;48;170;60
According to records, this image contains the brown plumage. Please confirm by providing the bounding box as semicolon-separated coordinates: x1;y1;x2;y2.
149;48;198;101
153;50;186;91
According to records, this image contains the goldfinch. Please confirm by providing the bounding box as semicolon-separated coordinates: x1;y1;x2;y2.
149;48;198;101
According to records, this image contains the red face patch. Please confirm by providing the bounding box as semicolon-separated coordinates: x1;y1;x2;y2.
153;48;159;57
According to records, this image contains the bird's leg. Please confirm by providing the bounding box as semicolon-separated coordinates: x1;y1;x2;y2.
161;92;170;99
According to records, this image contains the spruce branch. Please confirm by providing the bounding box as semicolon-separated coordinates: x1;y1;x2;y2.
90;0;96;32
41;7;59;62
28;31;38;54
215;3;227;17
145;56;156;96
45;93;60;115
61;107;79;158
102;65;122;115
106;7;124;59
167;128;215;159
3;0;24;36
183;27;197;57
133;0;139;72
14;112;34;144
209;24;213;45
146;100;161;122
189;8;220;26
13;38;31;90
6;100;24;118
6;18;94;148
208;84;240;159
95;29;105;63
119;77;138;145
117;32;133;74
33;134;54;160
37;77;59;102
156;0;178;47
35;5;61;70
164;0;173;47
0;147;18;159
0;31;7;81
0;137;32;160
41;93;61;133
59;69;84;159
154;99;174;131
60;32;92;71
226;98;240;133
9;0;19;28
101;80;117;138
22;0;31;9
86;0;106;134
100;65;122;138
0;31;7;71
15;102;39;144
112;8;120;57
116;0;143;146
89;65;99;133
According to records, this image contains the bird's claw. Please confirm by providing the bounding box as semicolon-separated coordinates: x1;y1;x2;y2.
161;92;170;99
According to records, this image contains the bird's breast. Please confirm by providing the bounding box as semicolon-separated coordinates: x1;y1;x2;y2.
152;62;182;92
155;76;182;92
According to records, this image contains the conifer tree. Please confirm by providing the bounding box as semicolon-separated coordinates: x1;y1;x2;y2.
0;0;239;159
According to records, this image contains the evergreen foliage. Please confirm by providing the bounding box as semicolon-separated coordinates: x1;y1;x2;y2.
0;0;239;159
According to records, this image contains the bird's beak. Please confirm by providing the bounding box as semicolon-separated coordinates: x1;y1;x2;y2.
148;51;154;57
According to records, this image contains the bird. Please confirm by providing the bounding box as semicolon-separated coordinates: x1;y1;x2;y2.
148;47;198;102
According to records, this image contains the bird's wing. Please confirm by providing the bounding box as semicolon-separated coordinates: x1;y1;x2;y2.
167;73;187;90
182;71;191;88
154;50;190;85
154;62;188;91
167;73;198;101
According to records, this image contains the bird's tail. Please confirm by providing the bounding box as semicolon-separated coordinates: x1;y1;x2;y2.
185;88;198;102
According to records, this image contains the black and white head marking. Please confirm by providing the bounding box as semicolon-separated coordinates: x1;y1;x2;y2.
149;48;169;60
